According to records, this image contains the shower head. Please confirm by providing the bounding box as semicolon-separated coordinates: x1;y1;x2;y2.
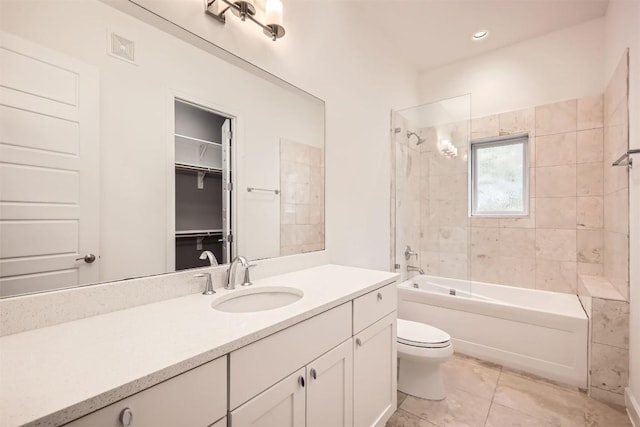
407;131;426;145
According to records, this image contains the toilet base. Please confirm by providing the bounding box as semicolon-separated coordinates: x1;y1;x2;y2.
398;357;446;401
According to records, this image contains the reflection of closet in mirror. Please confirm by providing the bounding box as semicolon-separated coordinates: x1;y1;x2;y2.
174;99;233;270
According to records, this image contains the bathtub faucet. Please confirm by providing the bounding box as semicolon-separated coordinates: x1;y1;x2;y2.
407;265;425;275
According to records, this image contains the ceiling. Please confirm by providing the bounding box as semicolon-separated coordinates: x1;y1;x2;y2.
357;0;609;72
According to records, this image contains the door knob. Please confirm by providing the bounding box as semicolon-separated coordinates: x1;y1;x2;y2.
76;254;96;263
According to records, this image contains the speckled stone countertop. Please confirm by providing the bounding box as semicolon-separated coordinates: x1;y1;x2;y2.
0;264;398;427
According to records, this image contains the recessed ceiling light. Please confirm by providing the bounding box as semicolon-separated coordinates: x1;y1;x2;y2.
472;29;489;41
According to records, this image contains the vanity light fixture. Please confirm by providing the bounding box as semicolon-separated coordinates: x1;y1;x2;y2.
472;29;489;41
206;0;286;41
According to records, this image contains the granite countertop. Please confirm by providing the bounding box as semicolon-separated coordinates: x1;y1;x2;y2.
0;264;398;427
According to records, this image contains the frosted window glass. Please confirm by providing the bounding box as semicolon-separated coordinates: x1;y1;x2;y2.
472;138;527;215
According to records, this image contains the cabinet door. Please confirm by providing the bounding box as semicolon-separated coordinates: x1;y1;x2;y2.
307;339;353;427
230;368;305;427
353;312;397;427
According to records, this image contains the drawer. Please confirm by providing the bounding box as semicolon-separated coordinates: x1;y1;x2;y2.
353;282;397;334
65;356;227;427
230;302;352;409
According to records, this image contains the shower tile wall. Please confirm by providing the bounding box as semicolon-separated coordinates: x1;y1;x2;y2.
393;112;423;277
280;139;325;255
418;122;470;279
411;96;606;294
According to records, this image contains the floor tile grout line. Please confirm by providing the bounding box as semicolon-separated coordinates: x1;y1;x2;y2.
483;366;503;426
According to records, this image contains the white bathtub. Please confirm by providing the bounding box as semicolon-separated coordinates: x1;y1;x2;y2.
398;275;588;388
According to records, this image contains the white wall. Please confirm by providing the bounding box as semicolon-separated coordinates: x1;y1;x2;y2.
121;0;419;270
0;0;324;280
418;18;605;117
604;0;640;418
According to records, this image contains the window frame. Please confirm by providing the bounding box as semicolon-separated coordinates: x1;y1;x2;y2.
469;133;529;217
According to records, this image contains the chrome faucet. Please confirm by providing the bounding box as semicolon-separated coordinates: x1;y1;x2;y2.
225;256;252;290
194;272;215;295
199;250;219;266
407;265;425;275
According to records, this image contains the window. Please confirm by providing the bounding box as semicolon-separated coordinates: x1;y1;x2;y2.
470;134;529;216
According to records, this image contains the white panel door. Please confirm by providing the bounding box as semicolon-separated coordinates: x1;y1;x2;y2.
0;31;99;297
307;339;353;427
353;312;397;427
230;368;306;427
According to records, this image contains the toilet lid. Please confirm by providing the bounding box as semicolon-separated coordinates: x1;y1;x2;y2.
397;319;451;348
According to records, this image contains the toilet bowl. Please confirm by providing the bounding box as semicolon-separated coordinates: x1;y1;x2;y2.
397;319;453;401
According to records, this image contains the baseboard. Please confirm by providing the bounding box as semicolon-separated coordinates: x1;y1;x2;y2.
627;387;640;427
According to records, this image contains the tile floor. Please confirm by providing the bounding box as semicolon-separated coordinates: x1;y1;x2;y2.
387;353;632;427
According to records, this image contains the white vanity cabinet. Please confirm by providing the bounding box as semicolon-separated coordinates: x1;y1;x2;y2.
230;339;353;427
353;284;398;427
64;356;227;427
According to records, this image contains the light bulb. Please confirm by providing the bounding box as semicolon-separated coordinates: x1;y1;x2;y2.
265;0;283;27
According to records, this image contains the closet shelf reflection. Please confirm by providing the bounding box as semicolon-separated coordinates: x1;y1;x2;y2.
175;163;223;174
176;229;223;238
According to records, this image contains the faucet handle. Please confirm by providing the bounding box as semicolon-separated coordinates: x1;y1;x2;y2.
242;264;256;287
194;273;215;295
404;245;418;260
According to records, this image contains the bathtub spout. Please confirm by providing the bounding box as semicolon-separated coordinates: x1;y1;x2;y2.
407;265;425;275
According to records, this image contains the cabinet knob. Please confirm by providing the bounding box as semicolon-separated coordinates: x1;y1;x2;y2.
356;338;362;347
298;375;305;388
377;292;383;301
119;408;133;427
310;368;317;380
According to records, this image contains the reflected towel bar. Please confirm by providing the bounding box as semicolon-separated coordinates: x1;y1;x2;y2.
612;149;640;168
247;187;280;195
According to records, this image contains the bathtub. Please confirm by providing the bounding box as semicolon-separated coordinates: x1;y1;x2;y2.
398;275;588;388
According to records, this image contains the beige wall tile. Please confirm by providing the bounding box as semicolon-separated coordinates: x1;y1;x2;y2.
578;262;604;276
500;198;536;228
592;298;629;349
535;229;576;261
470;227;500;254
604;189;629;234
472;115;499;139
439;253;468;279
470;217;501;228
577;162;603;196
499;107;535;136
499;228;536;258
535;99;577;136
281;203;296;225
577;196;603;229
577;94;604;130
439;226;468;253
295;204;310;224
438;174;467;199
536;197;576;229
535;259;577;293
470;253;500;283
498;257;536;288
577;129;604;164
536;132;576;166
589;386;626;407
420;251;440;275
536;165;576;197
604;231;629;300
591;342;628;394
439;199;469;227
577;229;603;264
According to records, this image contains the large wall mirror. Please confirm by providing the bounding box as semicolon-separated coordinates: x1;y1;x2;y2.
0;0;325;298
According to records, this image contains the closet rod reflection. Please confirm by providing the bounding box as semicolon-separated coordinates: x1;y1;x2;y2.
247;187;280;195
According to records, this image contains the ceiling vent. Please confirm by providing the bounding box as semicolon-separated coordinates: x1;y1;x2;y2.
108;32;136;64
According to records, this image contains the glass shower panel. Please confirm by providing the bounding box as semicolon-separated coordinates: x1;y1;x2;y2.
391;95;472;293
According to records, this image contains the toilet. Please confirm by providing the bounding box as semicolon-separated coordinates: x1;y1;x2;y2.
397;319;453;401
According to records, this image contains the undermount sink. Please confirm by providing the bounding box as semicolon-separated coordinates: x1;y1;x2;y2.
212;286;304;313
